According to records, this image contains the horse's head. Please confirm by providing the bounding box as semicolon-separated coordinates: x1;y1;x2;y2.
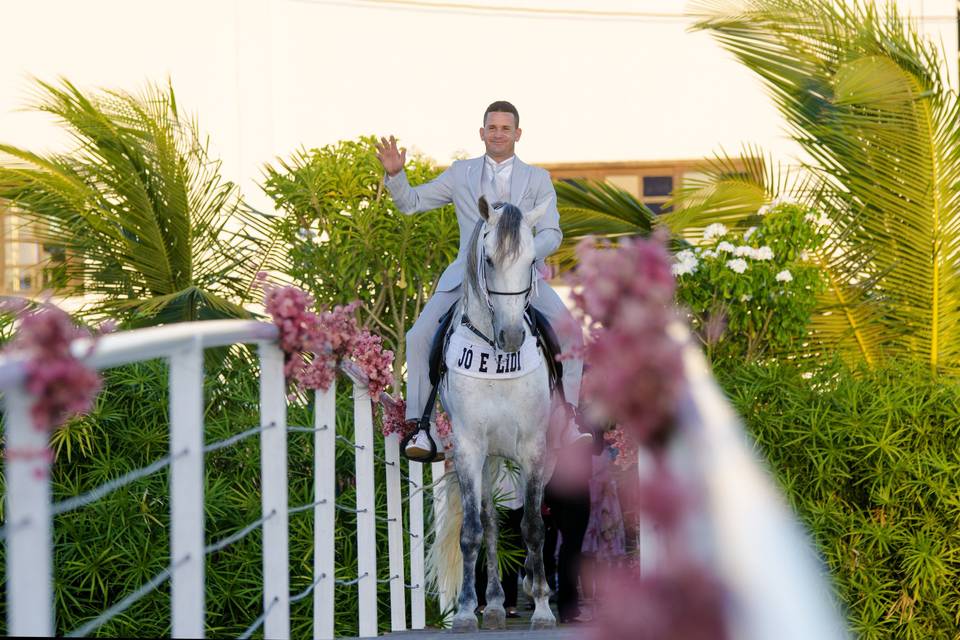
476;195;549;352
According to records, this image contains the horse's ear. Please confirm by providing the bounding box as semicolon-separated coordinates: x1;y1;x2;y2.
478;196;502;226
523;198;551;228
478;196;490;222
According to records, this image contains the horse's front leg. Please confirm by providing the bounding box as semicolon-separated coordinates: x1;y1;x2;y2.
480;457;506;629
452;450;484;633
521;462;557;630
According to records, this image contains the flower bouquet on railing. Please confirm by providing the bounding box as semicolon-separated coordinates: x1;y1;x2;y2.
558;231;730;640
0;300;107;435
258;273;394;401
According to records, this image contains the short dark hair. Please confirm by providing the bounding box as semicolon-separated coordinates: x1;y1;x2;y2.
483;101;519;128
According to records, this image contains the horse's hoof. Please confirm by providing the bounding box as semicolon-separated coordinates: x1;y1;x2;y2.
482;606;507;630
530;613;557;630
450;615;479;633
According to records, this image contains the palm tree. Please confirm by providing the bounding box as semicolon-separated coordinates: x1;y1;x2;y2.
0;78;287;327
671;0;960;375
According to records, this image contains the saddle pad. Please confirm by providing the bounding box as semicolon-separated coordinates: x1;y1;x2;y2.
445;326;542;380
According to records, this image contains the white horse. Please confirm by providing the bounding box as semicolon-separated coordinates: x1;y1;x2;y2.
428;196;557;633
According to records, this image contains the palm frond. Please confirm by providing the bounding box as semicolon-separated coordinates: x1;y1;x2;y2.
691;0;960;373
552;179;655;272
0;78;281;326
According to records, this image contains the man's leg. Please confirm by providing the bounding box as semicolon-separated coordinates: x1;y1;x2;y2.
405;287;461;421
529;282;584;407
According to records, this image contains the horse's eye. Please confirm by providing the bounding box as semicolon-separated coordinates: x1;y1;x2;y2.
485;257;493;266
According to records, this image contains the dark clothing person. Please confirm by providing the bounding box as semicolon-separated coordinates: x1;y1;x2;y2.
543;451;593;623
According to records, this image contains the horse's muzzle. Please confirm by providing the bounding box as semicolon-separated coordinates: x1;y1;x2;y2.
497;327;525;353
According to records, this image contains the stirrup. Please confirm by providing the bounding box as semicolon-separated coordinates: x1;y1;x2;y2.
400;420;444;463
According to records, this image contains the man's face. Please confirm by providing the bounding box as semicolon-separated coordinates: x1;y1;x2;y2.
479;111;521;161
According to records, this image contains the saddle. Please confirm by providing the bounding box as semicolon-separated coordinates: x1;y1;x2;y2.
401;303;565;462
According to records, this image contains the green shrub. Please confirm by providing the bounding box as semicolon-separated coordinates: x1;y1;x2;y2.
673;201;826;366
717;360;960;639
261;136;459;385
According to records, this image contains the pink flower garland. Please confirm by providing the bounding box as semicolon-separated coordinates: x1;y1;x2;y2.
563;233;730;640
2;302;102;433
260;276;395;404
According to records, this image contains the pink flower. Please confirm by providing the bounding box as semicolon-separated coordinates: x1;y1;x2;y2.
4;304;102;432
435;409;454;451
566;233;684;446
352;330;394;399
296;356;336;394
380;395;412;437
586;564;728;640
318;302;361;359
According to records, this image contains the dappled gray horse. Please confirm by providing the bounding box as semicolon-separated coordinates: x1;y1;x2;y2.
428;196;557;633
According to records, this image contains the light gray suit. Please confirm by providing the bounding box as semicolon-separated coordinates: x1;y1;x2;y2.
385;155;584;421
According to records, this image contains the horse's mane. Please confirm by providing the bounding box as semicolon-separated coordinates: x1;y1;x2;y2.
465;203;525;299
465;219;484;300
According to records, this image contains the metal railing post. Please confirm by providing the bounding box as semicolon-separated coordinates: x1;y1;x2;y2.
3;384;54;636
314;381;336;640
259;343;290;639
353;383;377;637
384;433;407;631
407;459;426;629
169;337;206;638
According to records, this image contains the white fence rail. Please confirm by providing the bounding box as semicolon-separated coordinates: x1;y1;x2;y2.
0;319;435;639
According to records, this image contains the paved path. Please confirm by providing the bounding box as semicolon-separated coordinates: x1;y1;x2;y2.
382;627;587;640
349;589;595;639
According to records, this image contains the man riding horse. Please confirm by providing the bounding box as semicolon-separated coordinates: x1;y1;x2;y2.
376;100;590;461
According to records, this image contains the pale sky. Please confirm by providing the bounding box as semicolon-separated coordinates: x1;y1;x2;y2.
2;0;956;211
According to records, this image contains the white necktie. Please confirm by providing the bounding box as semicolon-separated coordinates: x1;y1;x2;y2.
485;159;509;204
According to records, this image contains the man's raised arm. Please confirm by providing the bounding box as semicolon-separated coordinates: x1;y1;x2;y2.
376;135;454;215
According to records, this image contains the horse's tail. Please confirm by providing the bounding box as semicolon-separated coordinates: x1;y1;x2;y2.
426;471;463;600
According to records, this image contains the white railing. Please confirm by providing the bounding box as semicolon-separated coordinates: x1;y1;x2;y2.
0;319;439;639
659;333;850;640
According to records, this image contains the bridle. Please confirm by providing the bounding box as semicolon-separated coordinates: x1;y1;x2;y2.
476;232;538;312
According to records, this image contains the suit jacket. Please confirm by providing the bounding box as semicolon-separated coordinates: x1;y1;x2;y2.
384;155;562;292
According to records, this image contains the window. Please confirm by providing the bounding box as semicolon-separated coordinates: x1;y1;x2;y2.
0;204;54;295
541;159;723;215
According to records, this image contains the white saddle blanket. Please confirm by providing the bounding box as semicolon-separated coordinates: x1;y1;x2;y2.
445;325;542;380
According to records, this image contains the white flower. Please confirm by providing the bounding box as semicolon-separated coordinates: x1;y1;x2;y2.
717;241;735;253
800;250;811;261
734;245;754;257
743;226;757;241
703;223;728;240
805;212;817;223
701;250;717;259
358;199;370;210
740;294;753;302
801;371;814;379
753;246;774;261
727;258;748;273
671;249;699;276
775;269;793;282
757;205;771;216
